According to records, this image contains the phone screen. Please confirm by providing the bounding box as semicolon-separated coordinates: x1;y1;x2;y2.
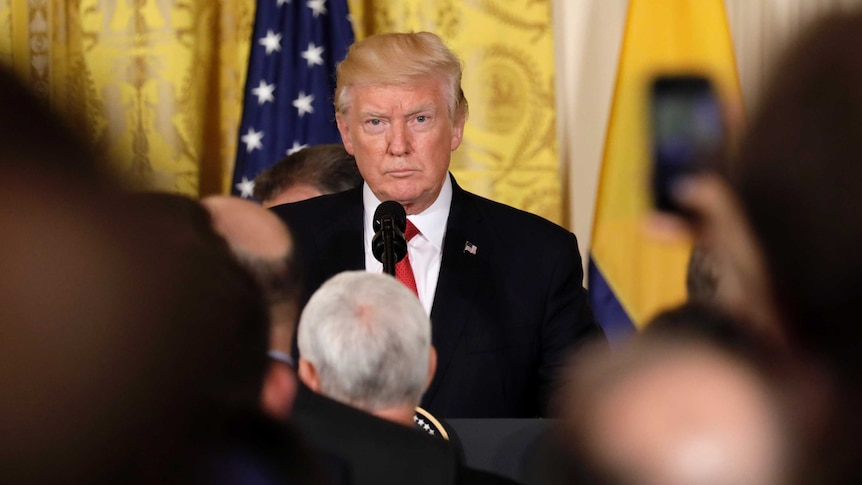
650;75;724;213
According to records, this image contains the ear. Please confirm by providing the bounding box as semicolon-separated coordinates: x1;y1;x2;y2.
298;357;322;393
449;114;465;151
425;345;438;392
261;362;297;420
336;114;354;155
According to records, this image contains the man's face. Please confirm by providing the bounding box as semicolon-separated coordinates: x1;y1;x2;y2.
336;80;465;215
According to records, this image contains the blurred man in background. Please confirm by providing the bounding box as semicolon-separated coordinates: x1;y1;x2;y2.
254;144;363;208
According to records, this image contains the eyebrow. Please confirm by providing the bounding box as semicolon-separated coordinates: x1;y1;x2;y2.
358;104;437;119
358;109;387;118
405;104;436;117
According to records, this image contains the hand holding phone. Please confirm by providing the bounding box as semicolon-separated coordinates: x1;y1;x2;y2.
650;75;725;214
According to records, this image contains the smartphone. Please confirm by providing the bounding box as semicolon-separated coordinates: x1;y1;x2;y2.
650;75;725;214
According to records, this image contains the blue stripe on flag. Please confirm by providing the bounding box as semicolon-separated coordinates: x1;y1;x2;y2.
588;258;637;349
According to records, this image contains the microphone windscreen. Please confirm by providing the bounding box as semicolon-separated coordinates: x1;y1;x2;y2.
373;201;407;233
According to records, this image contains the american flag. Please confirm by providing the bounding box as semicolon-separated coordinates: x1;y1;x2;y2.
464;241;478;255
232;0;355;199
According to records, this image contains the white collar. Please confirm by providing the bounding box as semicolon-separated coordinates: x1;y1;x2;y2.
362;176;452;251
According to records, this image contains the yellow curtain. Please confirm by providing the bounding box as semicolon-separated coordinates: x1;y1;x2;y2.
348;0;563;225
0;0;561;215
0;0;255;197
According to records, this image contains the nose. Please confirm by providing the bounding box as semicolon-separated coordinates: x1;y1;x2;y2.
387;119;412;156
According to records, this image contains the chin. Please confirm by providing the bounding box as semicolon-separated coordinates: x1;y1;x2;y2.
382;184;421;202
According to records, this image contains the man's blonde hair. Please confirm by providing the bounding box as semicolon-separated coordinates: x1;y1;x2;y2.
335;31;468;122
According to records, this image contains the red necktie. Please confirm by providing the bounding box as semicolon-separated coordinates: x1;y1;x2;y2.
396;220;420;296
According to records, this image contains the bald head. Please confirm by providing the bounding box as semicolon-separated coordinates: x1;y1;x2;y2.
201;195;293;261
558;341;788;485
202;196;302;419
201;196;299;348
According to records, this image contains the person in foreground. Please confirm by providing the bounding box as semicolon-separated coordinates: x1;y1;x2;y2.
657;10;862;483
202;196;471;485
297;271;436;427
202;195;302;420
273;31;604;419
552;337;791;485
0;67;293;484
296;270;522;485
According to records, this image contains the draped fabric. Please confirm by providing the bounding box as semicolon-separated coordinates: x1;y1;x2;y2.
348;0;563;225
0;0;255;196
555;0;862;274
2;1;860;210
588;0;742;344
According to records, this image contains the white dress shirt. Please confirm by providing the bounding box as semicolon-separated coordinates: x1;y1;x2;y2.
363;177;452;315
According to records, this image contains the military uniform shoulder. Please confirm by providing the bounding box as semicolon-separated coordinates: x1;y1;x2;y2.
413;406;450;441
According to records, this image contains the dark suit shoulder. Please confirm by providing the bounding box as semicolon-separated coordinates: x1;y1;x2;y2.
270;187;361;229
293;385;459;485
423;180;600;418
458;466;524;485
458;190;576;245
268;187;365;310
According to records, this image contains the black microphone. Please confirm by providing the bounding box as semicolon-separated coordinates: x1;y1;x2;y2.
372;201;408;276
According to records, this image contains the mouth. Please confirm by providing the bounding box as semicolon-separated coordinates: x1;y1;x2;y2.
386;168;419;178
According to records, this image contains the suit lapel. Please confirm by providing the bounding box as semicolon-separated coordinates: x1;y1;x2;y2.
423;177;484;404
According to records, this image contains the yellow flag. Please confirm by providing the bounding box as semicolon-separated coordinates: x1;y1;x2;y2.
589;0;742;343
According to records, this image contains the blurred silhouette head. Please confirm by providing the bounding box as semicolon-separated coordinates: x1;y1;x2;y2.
726;11;862;367
724;11;862;482
0;68;110;185
123;192;272;415
0;63;300;485
1;185;271;483
658;11;862;484
202;195;301;420
671;10;862;365
555;339;789;485
644;302;781;369
0;66;143;483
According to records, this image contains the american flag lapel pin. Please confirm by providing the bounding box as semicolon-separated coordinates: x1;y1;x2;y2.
463;241;478;255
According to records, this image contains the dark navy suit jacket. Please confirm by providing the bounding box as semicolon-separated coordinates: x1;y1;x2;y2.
273;175;604;418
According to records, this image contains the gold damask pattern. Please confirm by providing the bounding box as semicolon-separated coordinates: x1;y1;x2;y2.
349;0;562;224
0;1;561;212
0;0;255;196
0;0;11;67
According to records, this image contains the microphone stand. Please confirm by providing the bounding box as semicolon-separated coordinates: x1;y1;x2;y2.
380;215;397;276
372;200;407;275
